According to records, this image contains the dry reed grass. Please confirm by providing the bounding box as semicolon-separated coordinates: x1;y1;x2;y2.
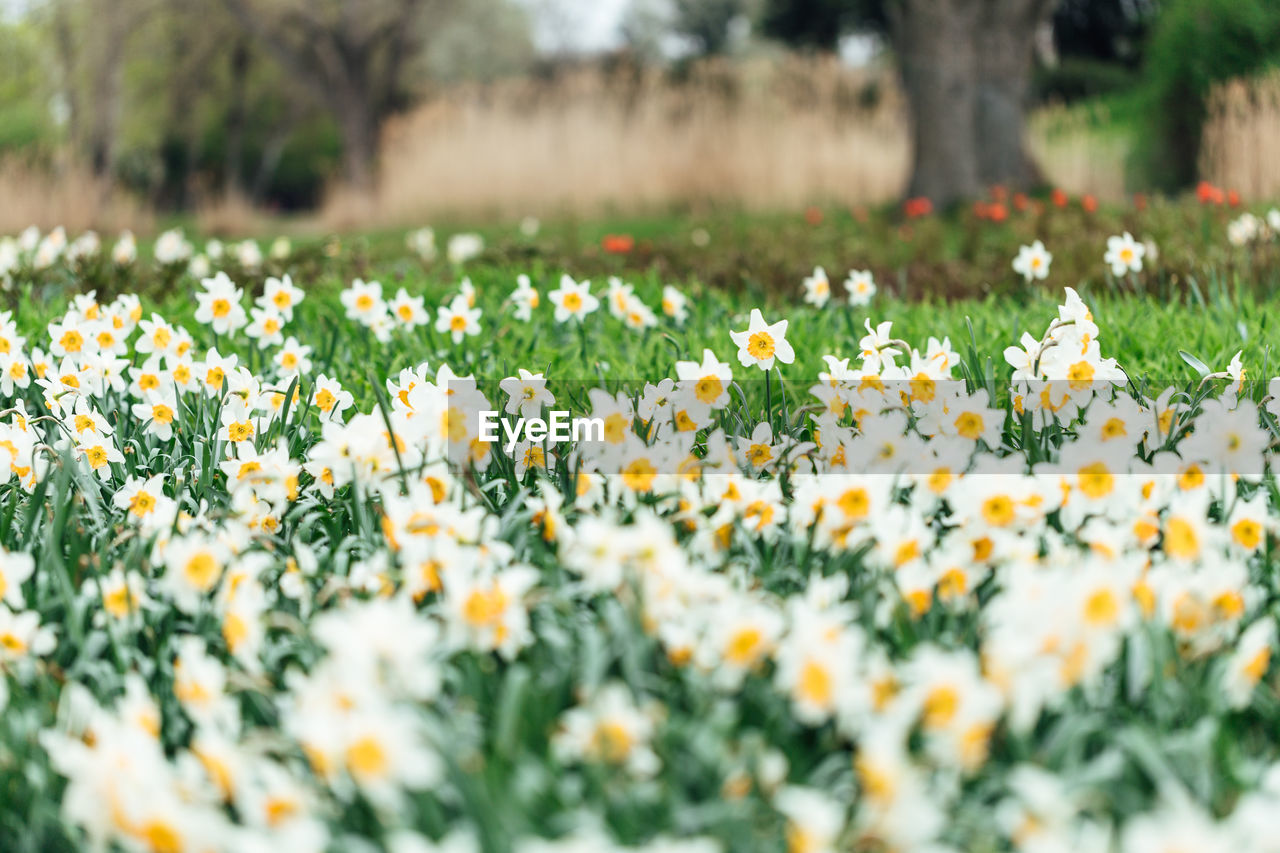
17;61;1280;236
0;158;151;235
1201;71;1280;200
1027;102;1131;201
334;56;912;226
194;192;286;238
331;56;1156;227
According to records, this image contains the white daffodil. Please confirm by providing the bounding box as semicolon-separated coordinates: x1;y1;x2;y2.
729;308;794;371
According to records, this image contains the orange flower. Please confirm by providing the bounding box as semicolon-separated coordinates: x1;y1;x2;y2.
804;206;824;225
1013;192;1030;212
601;234;635;254
1081;194;1098;213
987;202;1008;223
1051;188;1068;207
1197;181;1224;205
1133;192;1147;211
1228;189;1241;207
903;197;933;219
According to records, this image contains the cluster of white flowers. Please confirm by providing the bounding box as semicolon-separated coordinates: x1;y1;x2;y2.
3;222;1280;851
799;266;878;308
1228;209;1280;247
0;226;291;289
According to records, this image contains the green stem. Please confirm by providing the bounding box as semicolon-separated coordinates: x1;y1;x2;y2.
764;368;773;428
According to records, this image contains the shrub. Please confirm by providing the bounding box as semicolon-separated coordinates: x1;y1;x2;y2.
1135;0;1280;191
1033;58;1139;105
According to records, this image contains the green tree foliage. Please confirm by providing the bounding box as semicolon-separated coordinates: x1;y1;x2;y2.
1052;0;1158;66
1033;0;1157;104
4;0;537;210
670;0;751;55
0;21;56;156
1137;0;1280;190
758;0;874;52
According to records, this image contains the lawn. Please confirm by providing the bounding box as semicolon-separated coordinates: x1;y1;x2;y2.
1;197;1279;852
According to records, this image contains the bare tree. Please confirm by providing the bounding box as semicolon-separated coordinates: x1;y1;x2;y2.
217;0;447;190
46;0;146;179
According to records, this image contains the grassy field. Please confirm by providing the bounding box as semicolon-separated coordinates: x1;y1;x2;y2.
2;197;1280;852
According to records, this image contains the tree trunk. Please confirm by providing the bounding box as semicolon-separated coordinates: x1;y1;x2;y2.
251;102;304;203
889;0;1055;206
974;0;1052;188
334;92;379;192
163;17;201;210
87;0;129;179
52;0;80;159
890;0;983;207
225;38;252;196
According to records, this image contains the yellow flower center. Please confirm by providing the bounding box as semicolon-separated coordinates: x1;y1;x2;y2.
462;584;508;627
746;331;775;360
981;495;1015;526
1077;461;1114;499
797;659;832;708
1232;518;1262;550
138;820;183;853
694;376;722;404
954;411;984;440
1164;517;1199;560
129;491;156;517
922;684;959;729
837;487;870;520
725;627;763;665
184;552;221;590
591;721;633;763
227;421;254;442
621;458;657;492
1084;589;1118;625
346;735;388;778
1066;360;1095;391
60;330;83;353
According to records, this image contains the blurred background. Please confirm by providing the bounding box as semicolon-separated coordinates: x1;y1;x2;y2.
0;0;1275;234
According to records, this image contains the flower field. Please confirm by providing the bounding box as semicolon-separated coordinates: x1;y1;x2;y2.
4;209;1280;853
